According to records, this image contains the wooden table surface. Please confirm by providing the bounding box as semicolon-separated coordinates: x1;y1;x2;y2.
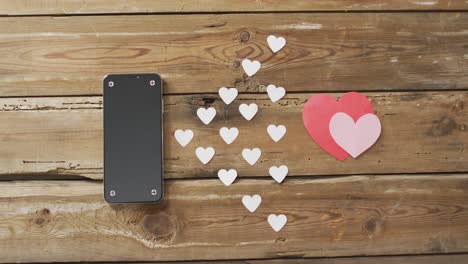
0;1;467;263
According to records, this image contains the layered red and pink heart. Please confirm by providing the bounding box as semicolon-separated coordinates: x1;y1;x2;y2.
302;92;382;161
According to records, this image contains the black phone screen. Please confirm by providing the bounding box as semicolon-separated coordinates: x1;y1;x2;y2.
103;73;163;203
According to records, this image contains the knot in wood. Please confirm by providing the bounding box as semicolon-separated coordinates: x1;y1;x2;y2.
31;208;51;227
364;216;383;237
142;213;176;244
431;116;457;137
239;31;251;42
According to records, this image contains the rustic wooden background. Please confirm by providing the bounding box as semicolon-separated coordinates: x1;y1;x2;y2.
0;0;467;263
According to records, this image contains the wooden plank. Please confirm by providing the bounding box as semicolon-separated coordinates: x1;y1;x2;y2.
119;254;468;264
0;0;467;15
0;91;466;180
0;13;467;96
1;175;468;262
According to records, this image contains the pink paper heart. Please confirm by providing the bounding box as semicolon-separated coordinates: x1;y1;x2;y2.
329;113;381;158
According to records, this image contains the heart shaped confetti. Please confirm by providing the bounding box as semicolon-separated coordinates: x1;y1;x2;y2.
267;124;286;142
330;113;381;158
197;107;216;125
242;195;262;212
266;84;286;103
218;87;238;105
239;103;258;121
267;35;286;53
217;169;238;186
242;148;261;165
269;165;288;183
268;214;287;232
174;129;194;147
242;59;261;77
302;92;374;161
195;147;215;164
219;127;239;145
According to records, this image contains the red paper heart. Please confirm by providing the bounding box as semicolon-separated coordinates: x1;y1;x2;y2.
302;92;374;161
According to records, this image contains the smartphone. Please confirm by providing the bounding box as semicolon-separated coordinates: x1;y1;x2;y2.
103;73;163;203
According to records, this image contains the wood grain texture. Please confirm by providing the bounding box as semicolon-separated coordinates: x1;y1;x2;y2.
1;175;468;262
0;13;467;96
0;0;467;15
0;91;465;180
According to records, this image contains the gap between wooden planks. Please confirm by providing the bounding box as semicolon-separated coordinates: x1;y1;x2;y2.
1;174;468;263
249;254;468;264
116;254;468;264
0;0;467;15
0;91;465;180
72;254;468;264
3;255;466;264
0;13;467;96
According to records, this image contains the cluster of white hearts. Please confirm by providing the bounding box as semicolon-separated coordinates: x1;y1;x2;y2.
173;34;289;232
176;86;288;183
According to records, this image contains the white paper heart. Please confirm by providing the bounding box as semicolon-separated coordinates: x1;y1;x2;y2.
242;148;261;165
268;214;287;232
242;59;261;77
242;195;262;212
219;127;239;144
267;35;286;53
197;107;216;125
217;169;238;186
329;113;382;158
239;103;258;121
267;124;286;142
174;129;194;147
195;147;215;164
266;84;286;103
218;87;238;105
269;165;288;183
